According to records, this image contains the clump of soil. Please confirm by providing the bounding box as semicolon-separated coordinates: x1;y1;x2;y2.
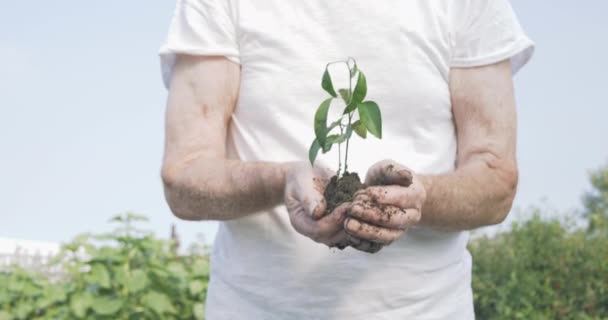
323;171;365;215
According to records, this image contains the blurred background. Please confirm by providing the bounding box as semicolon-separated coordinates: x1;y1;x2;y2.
1;0;606;247
1;1;607;319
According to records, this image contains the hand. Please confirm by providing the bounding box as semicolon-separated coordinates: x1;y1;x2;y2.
284;162;349;248
345;160;425;253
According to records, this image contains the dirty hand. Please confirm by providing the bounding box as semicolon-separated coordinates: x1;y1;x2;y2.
284;162;349;248
345;159;425;253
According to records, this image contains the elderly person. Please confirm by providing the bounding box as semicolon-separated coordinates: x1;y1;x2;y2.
159;0;534;318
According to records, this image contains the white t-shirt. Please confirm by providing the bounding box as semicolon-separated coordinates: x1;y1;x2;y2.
160;1;534;319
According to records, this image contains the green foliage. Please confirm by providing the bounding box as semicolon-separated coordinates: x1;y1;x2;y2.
321;69;337;98
584;163;608;232
472;162;608;319
314;98;333;148
357;101;382;139
350;72;367;105
4;163;608;319
0;213;209;320
470;212;608;319
310;58;383;176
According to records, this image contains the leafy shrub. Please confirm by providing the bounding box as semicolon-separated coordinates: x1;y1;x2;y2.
470;212;608;320
471;162;608;319
0;214;209;320
2;163;608;319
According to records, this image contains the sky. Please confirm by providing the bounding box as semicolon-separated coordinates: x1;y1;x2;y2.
1;1;607;247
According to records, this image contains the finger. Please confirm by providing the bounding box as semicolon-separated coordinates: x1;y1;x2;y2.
300;188;326;219
364;185;424;209
317;202;350;230
309;197;327;220
347;234;383;254
365;160;413;187
344;217;403;244
284;193;325;221
292;203;348;242
352;190;372;202
308;166;335;218
324;204;354;248
349;203;414;229
327;230;349;249
289;206;316;237
284;163;333;219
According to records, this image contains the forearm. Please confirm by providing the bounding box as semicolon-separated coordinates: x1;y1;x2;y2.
162;159;290;221
418;154;518;230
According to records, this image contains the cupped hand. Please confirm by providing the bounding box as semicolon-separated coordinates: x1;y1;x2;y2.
284;162;349;248
345;160;425;253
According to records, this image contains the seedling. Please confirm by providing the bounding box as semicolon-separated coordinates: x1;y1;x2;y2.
309;58;383;214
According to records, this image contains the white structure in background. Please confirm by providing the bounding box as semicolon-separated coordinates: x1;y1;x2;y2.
0;237;61;272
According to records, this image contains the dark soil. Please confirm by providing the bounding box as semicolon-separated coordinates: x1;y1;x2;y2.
323;171;365;215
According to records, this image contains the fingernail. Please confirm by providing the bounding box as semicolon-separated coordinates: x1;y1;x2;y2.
309;200;320;214
346;219;360;231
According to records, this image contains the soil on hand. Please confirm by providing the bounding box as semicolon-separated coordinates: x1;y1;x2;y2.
324;172;364;215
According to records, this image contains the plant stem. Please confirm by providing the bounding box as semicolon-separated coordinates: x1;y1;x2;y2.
337;125;343;176
343;61;354;176
344;114;352;175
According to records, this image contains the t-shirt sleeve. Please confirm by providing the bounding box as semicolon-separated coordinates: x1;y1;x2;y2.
159;0;239;88
450;0;534;74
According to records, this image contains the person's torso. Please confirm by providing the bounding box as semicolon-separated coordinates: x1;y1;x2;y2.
211;1;473;318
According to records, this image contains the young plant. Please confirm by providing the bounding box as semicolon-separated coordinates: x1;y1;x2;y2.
309;57;383;178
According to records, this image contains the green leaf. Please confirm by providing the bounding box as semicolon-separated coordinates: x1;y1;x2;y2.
193;303;205;320
309;139;321;165
352;120;367;139
327;118;342;132
0;311;12;320
126;269;148;293
8;280;24;292
350;64;358;78
125;212;148;222
113;267;127;284
322;134;340;152
167;261;188;279
191;259;210;277
14;303;33;319
358;101;382;139
343;102;357;114
351;71;367;104
344;125;353;141
70;293;92;318
91;297;123;316
22;282;39;297
338;89;351;104
189;280;206;296
109;215;123;222
323;131;351;153
314;98;333;147
37;285;67;309
88;264;111;288
142;291;176;315
322;68;337;97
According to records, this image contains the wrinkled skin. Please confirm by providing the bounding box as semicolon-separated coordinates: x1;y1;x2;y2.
284;162;350;248
345;160;425;253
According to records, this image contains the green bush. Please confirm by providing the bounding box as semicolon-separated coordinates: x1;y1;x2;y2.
2;163;608;319
471;162;608;320
0;214;209;320
470;213;608;320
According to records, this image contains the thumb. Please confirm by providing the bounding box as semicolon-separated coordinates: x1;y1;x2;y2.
365;160;413;187
305;193;327;219
292;164;328;219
